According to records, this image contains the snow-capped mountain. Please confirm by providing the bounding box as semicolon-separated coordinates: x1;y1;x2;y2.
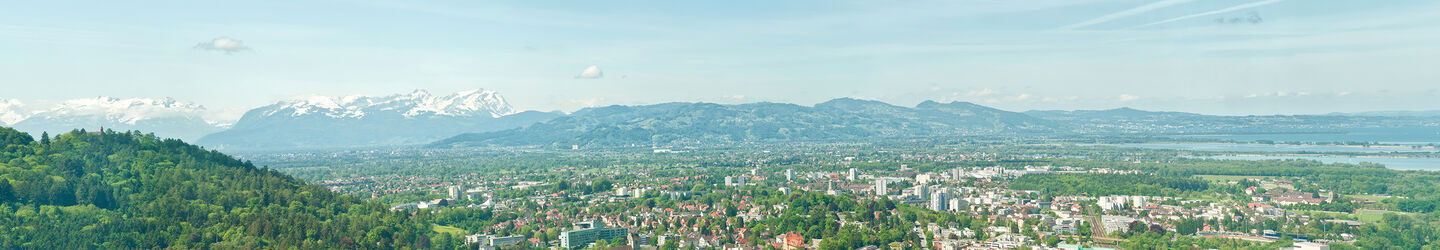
198;89;558;150
6;97;224;141
37;97;207;124
256;89;516;119
0;98;26;125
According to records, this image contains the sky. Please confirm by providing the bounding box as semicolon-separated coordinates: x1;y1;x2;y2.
3;0;1440;123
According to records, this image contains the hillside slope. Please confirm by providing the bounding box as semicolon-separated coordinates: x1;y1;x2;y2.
0;127;441;249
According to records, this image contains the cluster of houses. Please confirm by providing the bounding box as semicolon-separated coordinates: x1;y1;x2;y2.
388;158;1358;249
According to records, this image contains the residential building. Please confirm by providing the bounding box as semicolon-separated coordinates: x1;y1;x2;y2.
929;191;949;211
559;220;628;249
874;179;888;195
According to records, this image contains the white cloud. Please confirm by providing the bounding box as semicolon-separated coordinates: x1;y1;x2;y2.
569;97;606;108
202;107;249;128
1337;91;1352;96
966;88;996;97
575;65;604;79
1116;94;1140;102
193;37;251;54
1012;93;1032;101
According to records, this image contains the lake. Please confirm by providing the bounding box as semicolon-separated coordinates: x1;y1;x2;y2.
1115;143;1438;153
1177;127;1440;145
1201;155;1440;171
1108;143;1440;171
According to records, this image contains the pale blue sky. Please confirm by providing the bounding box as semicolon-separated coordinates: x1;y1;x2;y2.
3;0;1439;122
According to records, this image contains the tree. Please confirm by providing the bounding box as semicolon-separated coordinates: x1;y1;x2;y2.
1128;221;1146;236
0;128;31;146
1045;235;1061;247
0;179;12;202
660;239;679;250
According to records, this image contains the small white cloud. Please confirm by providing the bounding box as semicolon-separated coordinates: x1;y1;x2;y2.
201;107;249;128
1337;91;1352;96
1012;93;1032;101
575;65;604;79
966;88;996;97
1245;93;1259;98
569;97;605;108
1296;92;1311;96
193;37;251;54
1116;94;1140;102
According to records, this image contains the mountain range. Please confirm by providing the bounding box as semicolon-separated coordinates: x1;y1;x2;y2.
196;89;560;150
435;102;1440;148
0;89;558;150
431;98;1060;148
6;92;1440;150
1;97;221;141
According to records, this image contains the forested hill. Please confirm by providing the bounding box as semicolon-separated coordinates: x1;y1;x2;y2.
0;127;435;248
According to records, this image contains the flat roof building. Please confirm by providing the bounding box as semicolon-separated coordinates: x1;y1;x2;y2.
559;220;628;249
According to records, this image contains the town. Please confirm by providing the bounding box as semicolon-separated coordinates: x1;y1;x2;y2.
246;141;1431;249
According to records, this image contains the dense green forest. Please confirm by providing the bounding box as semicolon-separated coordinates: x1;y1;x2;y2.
0;127;441;248
1009;173;1209;196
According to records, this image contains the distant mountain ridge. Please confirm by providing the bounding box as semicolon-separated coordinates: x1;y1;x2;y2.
260;89;517;119
431;98;1060;148
7;93;1440;150
3;97;222;141
198;89;559;150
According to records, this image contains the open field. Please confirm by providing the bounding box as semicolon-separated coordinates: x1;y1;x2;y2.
1356;209;1414;223
1195;175;1272;182
1348;194;1400;202
1294;210;1351;219
432;224;468;236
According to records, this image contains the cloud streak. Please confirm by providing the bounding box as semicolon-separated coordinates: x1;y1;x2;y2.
1059;0;1194;30
575;65;604;79
193;37;251;54
1133;0;1287;28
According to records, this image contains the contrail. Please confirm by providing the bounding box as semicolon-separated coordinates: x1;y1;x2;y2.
1059;0;1195;30
1133;0;1287;28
